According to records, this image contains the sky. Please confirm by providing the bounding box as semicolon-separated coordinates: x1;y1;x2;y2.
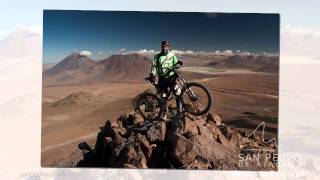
43;10;279;63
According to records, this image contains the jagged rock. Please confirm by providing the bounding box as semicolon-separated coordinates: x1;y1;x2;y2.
146;121;166;143
136;133;152;160
185;156;212;169
172;134;199;165
114;141;148;168
103;120;116;137
218;124;232;140
113;132;126;147
181;117;199;136
119;114;135;128
207;112;222;126
170;132;238;167
133;112;144;124
111;121;120;129
77;111;277;170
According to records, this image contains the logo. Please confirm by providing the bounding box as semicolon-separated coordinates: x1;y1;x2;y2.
238;121;278;168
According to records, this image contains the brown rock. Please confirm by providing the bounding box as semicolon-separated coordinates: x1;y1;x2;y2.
137;133;152;160
123;164;137;168
133;112;144;124
146;121;166;143
212;113;222;126
113;132;126;147
77;108;277;170
185;156;212;169
114;142;148;168
172;134;199;165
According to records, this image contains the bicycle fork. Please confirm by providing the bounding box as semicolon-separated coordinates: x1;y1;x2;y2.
186;88;198;101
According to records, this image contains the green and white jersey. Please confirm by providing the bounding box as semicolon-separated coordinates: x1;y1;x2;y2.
151;51;178;77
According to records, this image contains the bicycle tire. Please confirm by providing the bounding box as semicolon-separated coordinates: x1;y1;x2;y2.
181;82;212;116
135;92;164;121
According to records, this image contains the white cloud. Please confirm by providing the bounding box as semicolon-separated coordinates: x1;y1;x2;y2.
117;49;156;55
281;25;320;63
123;48;275;57
122;25;320;64
223;49;233;55
136;49;155;54
125;25;318;64
172;49;195;55
79;50;92;56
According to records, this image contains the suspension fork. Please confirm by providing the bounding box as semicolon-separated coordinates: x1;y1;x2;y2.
186;87;197;101
178;77;197;101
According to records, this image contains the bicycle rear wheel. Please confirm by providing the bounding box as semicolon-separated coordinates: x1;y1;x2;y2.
135;92;164;121
181;82;212;116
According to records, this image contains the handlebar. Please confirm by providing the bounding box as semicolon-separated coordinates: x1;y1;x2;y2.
145;64;182;84
163;64;182;76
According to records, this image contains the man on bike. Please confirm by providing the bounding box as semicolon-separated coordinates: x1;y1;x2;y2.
137;41;211;121
149;40;182;98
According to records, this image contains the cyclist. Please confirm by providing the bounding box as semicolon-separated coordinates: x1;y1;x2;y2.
149;40;182;98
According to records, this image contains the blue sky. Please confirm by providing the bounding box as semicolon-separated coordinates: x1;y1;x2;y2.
43;10;279;62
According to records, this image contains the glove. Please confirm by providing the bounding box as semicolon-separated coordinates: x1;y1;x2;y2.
149;73;155;82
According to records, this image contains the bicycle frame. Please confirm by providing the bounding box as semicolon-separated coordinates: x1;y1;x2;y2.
150;66;197;108
140;64;212;119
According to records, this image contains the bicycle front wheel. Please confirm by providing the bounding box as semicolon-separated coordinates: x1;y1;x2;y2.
181;82;212;116
135;92;164;121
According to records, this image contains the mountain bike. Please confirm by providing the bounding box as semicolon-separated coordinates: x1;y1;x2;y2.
135;62;212;121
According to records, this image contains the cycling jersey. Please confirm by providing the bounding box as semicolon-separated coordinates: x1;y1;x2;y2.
151;51;178;77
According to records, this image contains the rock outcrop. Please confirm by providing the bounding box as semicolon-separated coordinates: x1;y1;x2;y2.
77;111;277;170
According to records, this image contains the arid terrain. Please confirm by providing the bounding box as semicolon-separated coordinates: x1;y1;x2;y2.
41;53;279;169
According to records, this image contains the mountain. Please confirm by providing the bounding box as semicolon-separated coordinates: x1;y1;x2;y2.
177;54;279;73
219;55;278;72
44;53;96;76
43;53;152;85
94;53;152;81
43;63;56;72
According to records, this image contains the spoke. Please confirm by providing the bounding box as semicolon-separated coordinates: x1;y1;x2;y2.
138;94;162;121
182;85;210;114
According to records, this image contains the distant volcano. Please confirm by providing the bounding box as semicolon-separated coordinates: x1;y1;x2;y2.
43;53;152;85
44;53;96;76
210;55;279;71
94;53;152;82
179;54;278;73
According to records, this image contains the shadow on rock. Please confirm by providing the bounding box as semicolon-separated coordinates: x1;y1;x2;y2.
76;111;277;170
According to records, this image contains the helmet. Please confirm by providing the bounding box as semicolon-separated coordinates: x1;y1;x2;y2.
161;40;170;47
